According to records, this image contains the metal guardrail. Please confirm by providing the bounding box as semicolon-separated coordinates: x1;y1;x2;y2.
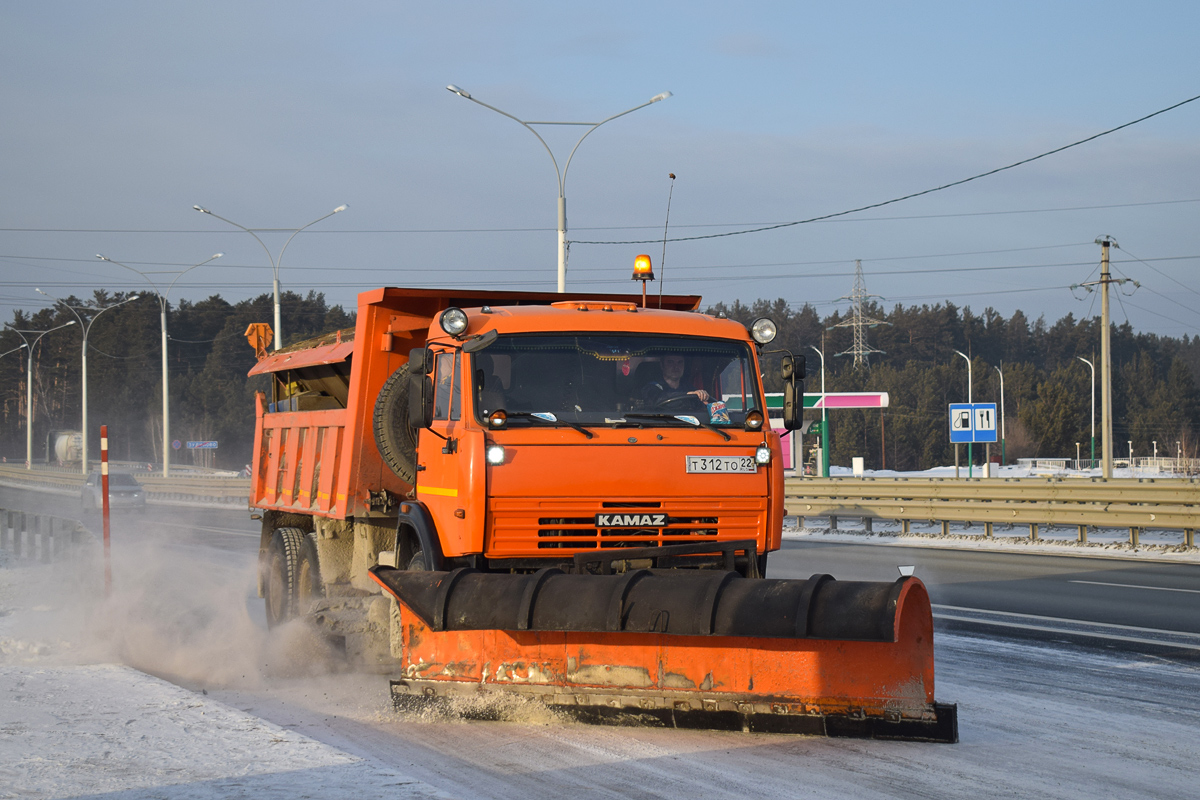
1016;457;1200;477
785;477;1199;548
0;508;91;563
0;465;249;507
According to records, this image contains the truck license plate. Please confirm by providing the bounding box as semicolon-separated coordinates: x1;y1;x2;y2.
685;455;757;473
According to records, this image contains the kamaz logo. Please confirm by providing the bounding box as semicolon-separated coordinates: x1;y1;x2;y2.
595;513;667;528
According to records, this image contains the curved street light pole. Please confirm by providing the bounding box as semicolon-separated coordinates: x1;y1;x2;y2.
97;253;222;476
4;321;77;469
993;362;1006;466
192;205;348;350
809;345;828;478
36;289;141;474
954;350;973;478
1077;356;1096;470
447;85;671;293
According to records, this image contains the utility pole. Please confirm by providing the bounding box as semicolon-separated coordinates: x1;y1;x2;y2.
1074;237;1130;479
1097;237;1117;478
1101;238;1114;479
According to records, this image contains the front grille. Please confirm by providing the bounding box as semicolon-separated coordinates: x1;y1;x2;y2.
535;515;720;549
488;496;765;557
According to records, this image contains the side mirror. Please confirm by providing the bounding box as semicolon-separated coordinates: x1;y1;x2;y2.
407;347;433;375
463;329;498;353
781;353;807;381
782;378;805;431
408;372;433;430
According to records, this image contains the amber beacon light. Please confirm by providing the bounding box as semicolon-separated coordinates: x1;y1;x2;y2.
632;254;655;306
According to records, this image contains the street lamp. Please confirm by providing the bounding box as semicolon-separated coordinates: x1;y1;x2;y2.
35;289;140;474
192;204;347;350
96;253;222;476
994;362;1006;466
809;344;828;478
954;350;972;478
447;84;672;293
1077;357;1095;469
3;321;77;469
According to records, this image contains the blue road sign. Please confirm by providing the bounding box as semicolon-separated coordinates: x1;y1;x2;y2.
949;403;998;443
949;404;973;443
971;404;998;443
187;441;218;449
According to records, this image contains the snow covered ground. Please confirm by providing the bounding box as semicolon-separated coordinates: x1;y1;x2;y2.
3;505;1200;798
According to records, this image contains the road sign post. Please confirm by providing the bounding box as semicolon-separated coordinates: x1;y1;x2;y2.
949;403;998;477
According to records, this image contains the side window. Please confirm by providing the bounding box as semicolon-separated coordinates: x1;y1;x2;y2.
433;351;461;421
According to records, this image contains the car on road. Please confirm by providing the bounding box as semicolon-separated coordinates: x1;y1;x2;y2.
81;471;146;513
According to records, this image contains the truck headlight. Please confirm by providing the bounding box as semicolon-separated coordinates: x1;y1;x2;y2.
755;445;771;465
749;318;777;345
439;307;469;337
486;444;506;465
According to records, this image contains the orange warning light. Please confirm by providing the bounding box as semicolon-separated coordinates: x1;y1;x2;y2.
632;254;654;281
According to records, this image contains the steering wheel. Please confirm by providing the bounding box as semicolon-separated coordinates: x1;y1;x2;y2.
655;392;708;413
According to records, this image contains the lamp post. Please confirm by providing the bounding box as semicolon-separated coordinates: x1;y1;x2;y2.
35;289;140;474
954;350;972;478
96;253;222;476
1077;356;1095;470
4;321;77;469
447;85;671;293
193;204;347;350
994;362;1006;466
809;344;828;478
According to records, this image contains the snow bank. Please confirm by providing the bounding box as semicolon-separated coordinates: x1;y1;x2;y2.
0;664;449;799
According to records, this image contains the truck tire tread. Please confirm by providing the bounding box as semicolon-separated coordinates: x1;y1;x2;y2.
373;364;418;483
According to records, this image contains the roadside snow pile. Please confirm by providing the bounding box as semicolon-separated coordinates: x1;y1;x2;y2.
0;664;450;799
783;520;1200;562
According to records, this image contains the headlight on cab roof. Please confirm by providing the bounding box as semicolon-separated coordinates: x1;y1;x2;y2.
439;307;469;337
755;445;771;465
750;318;777;345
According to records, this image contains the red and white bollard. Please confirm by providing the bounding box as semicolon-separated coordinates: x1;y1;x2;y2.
101;424;111;597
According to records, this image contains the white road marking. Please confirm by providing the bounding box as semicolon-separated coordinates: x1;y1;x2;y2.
1068;579;1200;594
934;614;1200;652
932;603;1200;650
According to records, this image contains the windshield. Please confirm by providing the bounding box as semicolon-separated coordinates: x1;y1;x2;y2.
472;334;762;427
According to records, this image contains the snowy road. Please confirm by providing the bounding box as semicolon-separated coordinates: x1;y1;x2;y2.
3;487;1200;798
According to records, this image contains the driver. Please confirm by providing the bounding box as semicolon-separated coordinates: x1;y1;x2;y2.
642;354;710;406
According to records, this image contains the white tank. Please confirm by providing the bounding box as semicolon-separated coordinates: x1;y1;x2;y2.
53;431;84;463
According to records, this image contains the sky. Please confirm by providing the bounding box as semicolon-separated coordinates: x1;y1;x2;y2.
2;1;1199;343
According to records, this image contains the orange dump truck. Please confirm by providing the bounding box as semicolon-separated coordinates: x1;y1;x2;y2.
249;285;957;742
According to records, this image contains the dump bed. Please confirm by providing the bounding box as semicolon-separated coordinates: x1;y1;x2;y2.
248;287;702;519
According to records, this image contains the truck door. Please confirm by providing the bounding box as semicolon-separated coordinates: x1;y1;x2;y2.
415;348;467;551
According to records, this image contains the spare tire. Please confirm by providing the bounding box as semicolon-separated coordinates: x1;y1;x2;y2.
374;363;418;483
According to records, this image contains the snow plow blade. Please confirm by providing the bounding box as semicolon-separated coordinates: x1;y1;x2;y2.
368;566;957;742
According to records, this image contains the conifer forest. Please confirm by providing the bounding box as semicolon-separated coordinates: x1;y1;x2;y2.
3;292;1198;472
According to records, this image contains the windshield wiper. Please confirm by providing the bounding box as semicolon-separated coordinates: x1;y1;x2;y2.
622;412;732;441
505;411;594;439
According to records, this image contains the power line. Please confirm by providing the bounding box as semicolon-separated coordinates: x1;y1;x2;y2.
572;93;1200;245
2;198;1199;235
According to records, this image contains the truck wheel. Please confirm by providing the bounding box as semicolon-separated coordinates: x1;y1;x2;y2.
373;363;418;483
264;528;321;628
407;549;427;571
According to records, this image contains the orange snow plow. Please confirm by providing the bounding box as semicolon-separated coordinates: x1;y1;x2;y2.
369;559;958;742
